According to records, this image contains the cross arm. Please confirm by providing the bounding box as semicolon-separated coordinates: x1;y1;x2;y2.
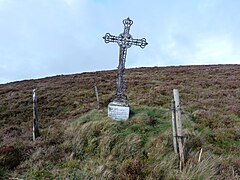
132;38;148;48
103;33;118;44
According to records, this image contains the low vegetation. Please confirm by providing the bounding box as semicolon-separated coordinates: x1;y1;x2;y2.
0;65;239;179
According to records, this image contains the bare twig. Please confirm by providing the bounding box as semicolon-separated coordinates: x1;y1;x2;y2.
198;148;203;163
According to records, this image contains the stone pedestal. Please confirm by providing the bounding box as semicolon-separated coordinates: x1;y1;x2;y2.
108;102;130;121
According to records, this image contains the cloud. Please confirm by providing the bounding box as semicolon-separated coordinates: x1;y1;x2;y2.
63;0;77;8
195;35;239;64
0;0;240;84
0;0;7;5
197;37;231;58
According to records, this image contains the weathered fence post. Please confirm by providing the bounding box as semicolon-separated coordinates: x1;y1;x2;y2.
33;89;40;141
171;99;178;153
94;84;100;110
173;89;184;170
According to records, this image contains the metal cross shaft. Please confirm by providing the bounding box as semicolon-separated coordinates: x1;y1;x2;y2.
103;17;148;104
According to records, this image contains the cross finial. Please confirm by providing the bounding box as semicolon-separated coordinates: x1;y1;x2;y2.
123;17;133;28
123;17;133;34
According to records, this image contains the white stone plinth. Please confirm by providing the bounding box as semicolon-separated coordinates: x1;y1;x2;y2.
108;102;130;121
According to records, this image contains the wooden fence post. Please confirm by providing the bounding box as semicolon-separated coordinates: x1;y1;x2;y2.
94;84;100;110
173;89;185;170
33;89;40;141
171;100;178;153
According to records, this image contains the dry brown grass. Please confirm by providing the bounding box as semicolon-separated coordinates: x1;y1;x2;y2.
0;64;239;179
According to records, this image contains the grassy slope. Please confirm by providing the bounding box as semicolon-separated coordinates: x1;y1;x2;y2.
0;65;240;179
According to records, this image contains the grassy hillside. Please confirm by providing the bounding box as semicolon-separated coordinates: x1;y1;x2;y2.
0;65;239;179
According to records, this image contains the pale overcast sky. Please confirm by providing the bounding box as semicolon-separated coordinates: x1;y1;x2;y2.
0;0;239;84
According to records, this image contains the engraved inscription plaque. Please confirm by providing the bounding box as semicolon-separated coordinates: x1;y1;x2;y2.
108;103;130;121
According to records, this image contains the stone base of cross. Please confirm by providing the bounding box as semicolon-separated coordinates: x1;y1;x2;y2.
103;17;148;120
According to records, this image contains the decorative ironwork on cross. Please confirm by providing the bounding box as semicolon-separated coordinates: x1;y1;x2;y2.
103;17;148;105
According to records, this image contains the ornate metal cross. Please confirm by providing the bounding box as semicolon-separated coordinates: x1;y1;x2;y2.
103;17;148;105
